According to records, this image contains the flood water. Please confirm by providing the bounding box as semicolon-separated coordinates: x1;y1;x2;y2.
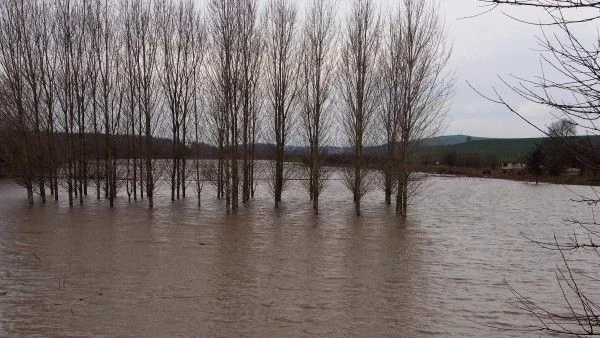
0;176;598;337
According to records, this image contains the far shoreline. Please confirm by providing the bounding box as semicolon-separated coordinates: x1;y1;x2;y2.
418;164;599;187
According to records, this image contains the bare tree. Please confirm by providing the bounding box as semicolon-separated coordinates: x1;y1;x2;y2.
380;9;400;207
93;0;125;207
548;119;576;138
206;83;227;201
390;0;451;216
239;0;262;204
126;0;159;208
39;1;59;201
158;0;199;202
0;0;40;204
300;0;336;214
264;0;299;208
476;0;600;335
73;0;90;204
339;0;380;216
124;0;139;202
188;6;206;208
20;0;50;203
207;0;261;211
192;89;205;207
207;0;242;212
53;0;88;206
89;0;102;201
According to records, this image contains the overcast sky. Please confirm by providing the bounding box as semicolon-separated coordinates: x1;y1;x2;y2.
440;0;548;138
438;0;577;138
287;0;596;139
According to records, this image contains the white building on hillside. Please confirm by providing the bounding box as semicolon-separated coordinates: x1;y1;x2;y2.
502;162;525;173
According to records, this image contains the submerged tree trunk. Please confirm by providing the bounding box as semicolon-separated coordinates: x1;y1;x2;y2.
339;0;380;216
265;0;299;208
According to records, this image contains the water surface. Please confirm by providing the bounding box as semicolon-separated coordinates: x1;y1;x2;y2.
0;176;596;337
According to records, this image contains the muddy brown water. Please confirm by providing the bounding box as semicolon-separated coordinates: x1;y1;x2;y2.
0;176;597;337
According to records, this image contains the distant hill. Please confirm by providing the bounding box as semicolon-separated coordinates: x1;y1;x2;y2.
291;135;577;162
360;134;488;156
426;135;600;162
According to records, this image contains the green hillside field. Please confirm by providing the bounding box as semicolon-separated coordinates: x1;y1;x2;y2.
427;136;600;163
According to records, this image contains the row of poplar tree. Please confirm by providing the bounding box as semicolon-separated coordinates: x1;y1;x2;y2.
0;0;452;215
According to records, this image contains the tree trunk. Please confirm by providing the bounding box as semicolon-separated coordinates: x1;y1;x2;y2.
39;179;46;203
385;173;392;206
27;184;34;205
275;147;283;208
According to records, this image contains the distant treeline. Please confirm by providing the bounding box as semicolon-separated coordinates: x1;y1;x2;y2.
436;152;499;169
0;132;407;170
2;131;593;180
